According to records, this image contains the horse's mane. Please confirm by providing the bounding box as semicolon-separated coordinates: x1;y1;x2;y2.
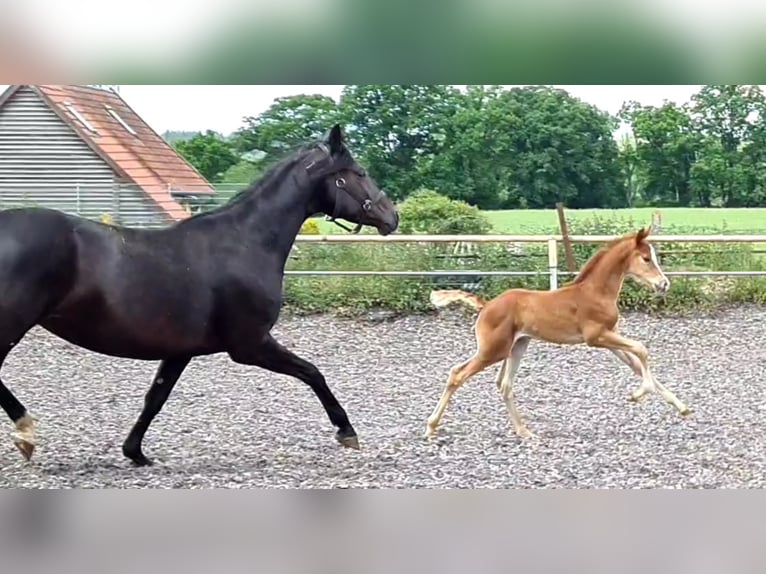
182;143;316;222
566;231;638;285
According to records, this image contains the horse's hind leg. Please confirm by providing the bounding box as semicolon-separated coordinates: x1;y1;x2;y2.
498;337;533;438
229;334;358;450
122;356;192;466
424;354;494;439
494;359;508;390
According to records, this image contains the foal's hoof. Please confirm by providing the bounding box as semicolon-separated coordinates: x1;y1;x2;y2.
335;430;360;450
516;427;536;440
423;423;438;440
680;407;693;416
13;439;34;462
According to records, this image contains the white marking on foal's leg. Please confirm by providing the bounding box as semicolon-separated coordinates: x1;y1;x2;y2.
610;348;655;400
631;350;657;400
495;359;507;390
12;413;36;461
500;338;533;438
652;380;691;415
610;349;690;414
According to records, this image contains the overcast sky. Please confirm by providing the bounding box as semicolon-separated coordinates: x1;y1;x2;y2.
119;85;706;136
0;84;708;136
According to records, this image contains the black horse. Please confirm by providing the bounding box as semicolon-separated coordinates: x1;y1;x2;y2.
0;124;399;466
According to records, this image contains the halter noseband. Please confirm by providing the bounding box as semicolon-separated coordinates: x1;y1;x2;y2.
304;143;384;234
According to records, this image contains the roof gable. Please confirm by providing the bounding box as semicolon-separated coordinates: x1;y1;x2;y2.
0;85;216;221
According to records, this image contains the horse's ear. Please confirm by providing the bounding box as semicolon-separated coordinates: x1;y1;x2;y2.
635;226;651;244
327;124;343;155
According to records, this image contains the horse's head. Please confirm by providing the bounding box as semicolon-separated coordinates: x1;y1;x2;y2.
625;227;670;295
306;124;399;236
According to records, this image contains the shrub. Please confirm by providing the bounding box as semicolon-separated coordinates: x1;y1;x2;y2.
397;190;492;235
282;209;766;317
300;219;321;235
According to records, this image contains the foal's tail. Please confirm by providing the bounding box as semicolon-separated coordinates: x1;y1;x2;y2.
430;289;486;311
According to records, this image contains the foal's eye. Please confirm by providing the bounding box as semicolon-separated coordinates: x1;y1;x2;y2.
643;256;652;263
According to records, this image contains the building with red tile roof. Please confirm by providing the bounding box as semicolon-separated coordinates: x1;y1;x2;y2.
0;84;216;225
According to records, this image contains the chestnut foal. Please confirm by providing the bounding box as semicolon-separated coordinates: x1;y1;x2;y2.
425;227;691;440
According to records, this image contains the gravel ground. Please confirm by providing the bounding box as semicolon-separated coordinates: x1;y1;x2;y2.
1;305;765;488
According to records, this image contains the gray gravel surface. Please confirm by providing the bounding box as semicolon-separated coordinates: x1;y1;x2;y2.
1;305;765;488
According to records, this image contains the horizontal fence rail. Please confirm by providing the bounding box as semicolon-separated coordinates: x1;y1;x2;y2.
287;234;766;289
292;234;766;243
2;196;765;288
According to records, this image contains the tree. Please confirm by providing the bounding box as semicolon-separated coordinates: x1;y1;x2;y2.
689;85;766;206
618;101;698;206
424;85;513;208
431;86;624;209
219;159;264;187
617;133;643;207
173;131;239;183
233;94;340;164
338;84;462;201
162;130;201;145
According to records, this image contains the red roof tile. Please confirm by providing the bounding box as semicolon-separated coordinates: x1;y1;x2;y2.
19;85;216;221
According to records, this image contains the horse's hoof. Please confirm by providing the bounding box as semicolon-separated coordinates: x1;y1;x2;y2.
680;407;693;416
336;430;360;450
13;439;34;461
129;454;154;467
123;444;154;466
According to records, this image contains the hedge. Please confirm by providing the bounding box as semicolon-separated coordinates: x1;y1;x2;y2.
283;211;766;316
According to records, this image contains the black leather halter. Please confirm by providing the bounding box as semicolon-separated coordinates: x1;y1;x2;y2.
304;143;385;234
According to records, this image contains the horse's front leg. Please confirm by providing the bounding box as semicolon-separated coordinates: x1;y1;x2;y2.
586;327;691;416
122;356;192;466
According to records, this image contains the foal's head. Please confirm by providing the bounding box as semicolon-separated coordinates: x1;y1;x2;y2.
305;124;399;235
624;227;670;295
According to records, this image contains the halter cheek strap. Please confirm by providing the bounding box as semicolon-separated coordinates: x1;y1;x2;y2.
325;177;363;233
303;143;384;234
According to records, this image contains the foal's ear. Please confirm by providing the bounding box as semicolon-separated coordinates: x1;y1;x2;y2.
635;226;651;244
327;124;344;155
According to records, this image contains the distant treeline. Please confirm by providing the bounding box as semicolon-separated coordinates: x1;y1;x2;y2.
170;85;766;209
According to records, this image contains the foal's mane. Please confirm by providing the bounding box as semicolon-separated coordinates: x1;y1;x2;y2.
566;231;641;285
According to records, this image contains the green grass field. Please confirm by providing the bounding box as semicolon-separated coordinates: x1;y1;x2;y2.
485;207;766;234
313;207;766;234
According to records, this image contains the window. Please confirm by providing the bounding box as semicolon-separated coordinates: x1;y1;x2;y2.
64;102;97;134
104;104;138;136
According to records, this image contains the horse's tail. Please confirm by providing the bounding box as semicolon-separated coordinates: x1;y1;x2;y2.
429;289;486;312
